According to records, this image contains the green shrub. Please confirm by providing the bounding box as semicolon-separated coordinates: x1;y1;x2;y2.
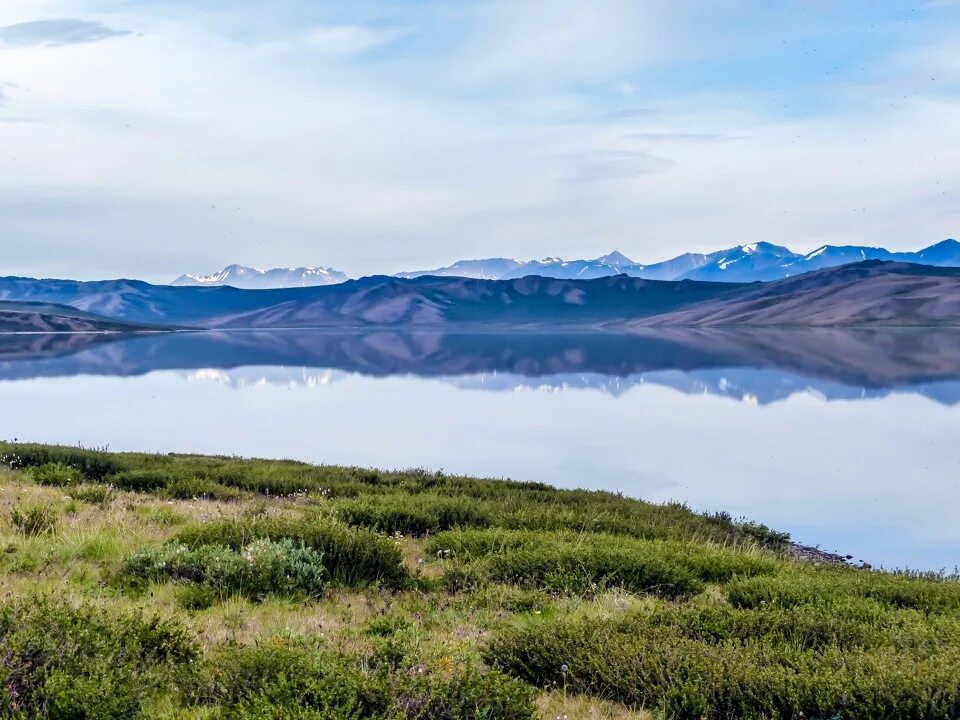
10;503;60;536
737;519;791;546
391;667;535;720
30;462;85;487
176;517;409;589
190;644;390;718
122;539;327;601
0;596;197;719
65;483;117;506
486;604;960;719
107;469;175;493
161;476;243;502
337;494;493;536
727;568;960;614
365;614;413;637
0;444;121;479
430;530;777;597
189;644;534;720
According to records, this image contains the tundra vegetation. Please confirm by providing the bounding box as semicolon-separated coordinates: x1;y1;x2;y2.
0;442;957;719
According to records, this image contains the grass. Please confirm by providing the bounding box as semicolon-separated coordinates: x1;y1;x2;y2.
0;443;958;719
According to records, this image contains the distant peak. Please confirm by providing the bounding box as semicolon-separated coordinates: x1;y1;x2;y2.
595;250;635;266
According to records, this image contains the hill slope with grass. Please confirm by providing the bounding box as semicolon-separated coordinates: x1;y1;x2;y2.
0;442;957;719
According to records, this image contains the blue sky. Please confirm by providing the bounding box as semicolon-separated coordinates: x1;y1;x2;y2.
1;0;958;280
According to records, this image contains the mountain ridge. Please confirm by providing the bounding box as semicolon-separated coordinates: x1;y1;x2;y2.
6;260;960;329
172;264;348;289
175;239;960;287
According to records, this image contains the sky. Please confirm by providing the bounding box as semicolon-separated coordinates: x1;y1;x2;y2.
1;0;959;282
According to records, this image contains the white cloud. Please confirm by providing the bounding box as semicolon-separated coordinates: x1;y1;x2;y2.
300;24;407;57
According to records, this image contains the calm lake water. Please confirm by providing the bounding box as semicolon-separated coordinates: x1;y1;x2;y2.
2;329;959;571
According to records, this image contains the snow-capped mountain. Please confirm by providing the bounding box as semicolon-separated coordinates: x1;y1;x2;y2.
411;239;960;283
399;251;644;282
395;258;523;280
500;251;643;280
172;239;960;289
172;264;348;289
679;242;804;282
913;238;960;266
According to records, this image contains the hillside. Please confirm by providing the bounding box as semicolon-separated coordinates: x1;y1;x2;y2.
0;300;159;333
0;443;956;719
634;261;960;326
0;273;744;328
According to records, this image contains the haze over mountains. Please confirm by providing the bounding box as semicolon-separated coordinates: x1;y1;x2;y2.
4;261;960;329
177;240;960;288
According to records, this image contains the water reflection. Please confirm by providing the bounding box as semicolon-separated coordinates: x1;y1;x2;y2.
3;328;960;404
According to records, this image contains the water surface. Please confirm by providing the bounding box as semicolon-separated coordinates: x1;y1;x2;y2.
2;329;958;570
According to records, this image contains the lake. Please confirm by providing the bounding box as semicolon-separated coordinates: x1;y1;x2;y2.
1;328;958;571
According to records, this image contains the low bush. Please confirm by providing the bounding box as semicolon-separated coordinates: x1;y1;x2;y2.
486;602;960;719
30;462;85;488
10;503;60;536
190;644;535;720
392;667;535;720
103;470;242;501
122;539;327;601
727;567;960;614
0;444;120;480
336;494;493;536
106;469;172;492
160;476;244;502
176;517;410;589
65;483;117;506
430;529;777;597
0;596;197;719
190;644;390;718
736;519;791;547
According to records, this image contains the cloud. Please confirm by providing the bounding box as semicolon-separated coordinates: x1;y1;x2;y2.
0;19;129;47
302;24;408;57
0;1;958;281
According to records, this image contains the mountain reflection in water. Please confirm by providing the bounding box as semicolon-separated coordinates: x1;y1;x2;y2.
2;328;960;404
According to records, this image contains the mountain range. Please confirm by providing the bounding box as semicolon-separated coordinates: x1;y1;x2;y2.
172;264;348;289
177;239;960;287
4;260;960;329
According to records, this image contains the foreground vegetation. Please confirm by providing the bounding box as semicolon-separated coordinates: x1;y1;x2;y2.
0;442;957;719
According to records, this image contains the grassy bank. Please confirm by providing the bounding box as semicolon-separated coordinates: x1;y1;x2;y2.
0;442;957;719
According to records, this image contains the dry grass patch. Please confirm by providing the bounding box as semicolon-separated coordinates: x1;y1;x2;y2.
537;693;654;720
